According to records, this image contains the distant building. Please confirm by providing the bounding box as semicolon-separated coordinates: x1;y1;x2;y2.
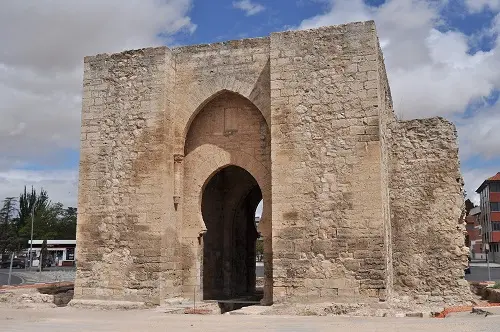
254;215;260;226
476;172;500;262
465;206;485;259
26;240;76;267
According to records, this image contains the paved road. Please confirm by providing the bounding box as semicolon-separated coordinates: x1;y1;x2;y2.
0;306;499;332
465;266;500;282
0;272;22;286
256;263;263;277
1;265;490;285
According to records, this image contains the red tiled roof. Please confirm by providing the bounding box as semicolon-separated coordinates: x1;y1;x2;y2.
465;215;475;224
488;172;500;181
476;172;500;193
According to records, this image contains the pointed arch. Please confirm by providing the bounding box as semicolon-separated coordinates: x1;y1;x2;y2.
183;144;270;236
175;76;270;154
180;84;272;304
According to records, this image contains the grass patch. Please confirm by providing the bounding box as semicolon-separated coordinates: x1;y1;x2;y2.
491;281;500;289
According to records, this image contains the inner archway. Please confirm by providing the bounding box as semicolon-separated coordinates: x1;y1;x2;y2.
201;165;262;300
181;90;272;304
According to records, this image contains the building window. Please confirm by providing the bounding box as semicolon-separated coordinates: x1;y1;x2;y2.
491;202;500;212
490;183;500;193
493;223;500;231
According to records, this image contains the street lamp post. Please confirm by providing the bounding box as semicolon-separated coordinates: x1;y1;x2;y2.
29;204;34;270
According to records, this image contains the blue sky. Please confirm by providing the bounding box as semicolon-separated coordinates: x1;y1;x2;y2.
0;0;499;206
174;0;324;45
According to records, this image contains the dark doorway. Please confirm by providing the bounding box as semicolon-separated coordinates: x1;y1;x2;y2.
201;165;262;300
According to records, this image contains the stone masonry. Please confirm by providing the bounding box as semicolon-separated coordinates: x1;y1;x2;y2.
74;20;471;306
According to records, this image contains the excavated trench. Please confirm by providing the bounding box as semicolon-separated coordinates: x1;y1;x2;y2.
37;284;74;307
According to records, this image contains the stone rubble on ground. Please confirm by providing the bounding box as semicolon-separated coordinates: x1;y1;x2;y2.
225;294;482;318
0;288;56;309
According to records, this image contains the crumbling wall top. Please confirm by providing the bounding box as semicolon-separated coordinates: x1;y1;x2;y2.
83;46;170;63
172;36;269;55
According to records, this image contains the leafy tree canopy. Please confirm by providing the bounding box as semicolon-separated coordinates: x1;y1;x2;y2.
0;186;76;256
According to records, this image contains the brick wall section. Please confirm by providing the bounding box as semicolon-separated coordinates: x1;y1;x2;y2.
491;192;500;202
270;21;389;301
75;47;175;304
389;118;471;302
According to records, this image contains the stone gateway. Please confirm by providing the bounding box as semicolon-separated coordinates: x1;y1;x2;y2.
74;21;470;306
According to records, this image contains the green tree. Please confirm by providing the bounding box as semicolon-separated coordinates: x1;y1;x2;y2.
0;187;77;258
256;239;264;262
40;239;49;270
58;207;77;240
18;186;57;242
44;203;77;240
0;197;17;223
0;197;19;257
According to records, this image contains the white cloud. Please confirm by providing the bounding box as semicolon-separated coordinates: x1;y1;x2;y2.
0;1;195;206
297;0;500;202
297;0;500;118
0;170;78;207
298;0;500;118
233;0;265;16
458;107;500;160
299;0;372;29
465;0;500;12
462;167;499;205
255;200;263;217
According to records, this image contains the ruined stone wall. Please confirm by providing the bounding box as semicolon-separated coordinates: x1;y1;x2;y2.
389;118;471;303
75;20;471;306
270;21;390;301
75;47;175;304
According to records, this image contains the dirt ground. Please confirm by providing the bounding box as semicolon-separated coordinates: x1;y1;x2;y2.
0;306;499;332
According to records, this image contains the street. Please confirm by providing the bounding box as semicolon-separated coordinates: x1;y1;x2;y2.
465;267;500;282
2;265;496;286
256;262;263;278
256;265;500;281
0;271;22;286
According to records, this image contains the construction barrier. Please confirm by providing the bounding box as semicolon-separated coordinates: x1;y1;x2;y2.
436;302;500;318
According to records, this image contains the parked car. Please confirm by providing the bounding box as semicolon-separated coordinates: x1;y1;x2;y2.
0;257;26;269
